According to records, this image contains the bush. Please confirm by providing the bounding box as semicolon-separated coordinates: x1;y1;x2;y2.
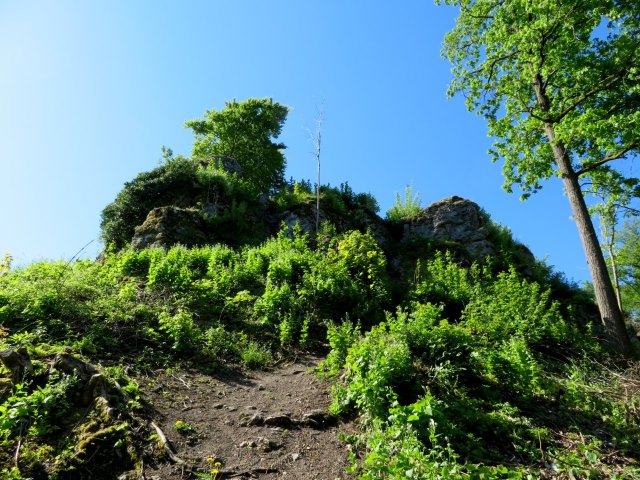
158;309;201;352
480;337;541;396
100;157;200;250
410;251;477;320
386;184;422;221
319;319;361;376
240;340;273;369
332;323;415;417
463;268;578;346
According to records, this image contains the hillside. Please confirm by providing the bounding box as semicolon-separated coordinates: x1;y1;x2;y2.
2;171;640;479
2;98;640;478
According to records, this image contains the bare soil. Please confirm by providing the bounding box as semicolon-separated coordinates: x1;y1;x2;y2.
139;356;356;479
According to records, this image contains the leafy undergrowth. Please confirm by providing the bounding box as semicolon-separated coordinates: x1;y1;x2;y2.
0;229;639;478
321;253;640;479
0;226;388;479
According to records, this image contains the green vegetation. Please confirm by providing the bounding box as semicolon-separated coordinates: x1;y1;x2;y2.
100;154;258;250
611;218;640;322
0;222;394;477
5;187;640;477
3;95;640;478
186;98;289;196
0;254;11;274
327;253;640;478
386;184;422;221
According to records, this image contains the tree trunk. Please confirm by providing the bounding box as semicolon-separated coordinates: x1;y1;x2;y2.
542;122;632;355
531;75;632;355
316;129;321;234
604;219;624;311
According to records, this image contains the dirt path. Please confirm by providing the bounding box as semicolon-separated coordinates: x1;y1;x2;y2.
140;356;356;479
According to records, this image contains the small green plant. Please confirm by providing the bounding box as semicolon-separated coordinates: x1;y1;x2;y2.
240;341;272;369
204;326;238;359
0;373;77;442
331;323;415;417
318;319;360;376
0;467;23;480
195;456;223;479
158;309;201;352
0;253;12;274
174;419;196;435
480;337;541;396
386;184;422;221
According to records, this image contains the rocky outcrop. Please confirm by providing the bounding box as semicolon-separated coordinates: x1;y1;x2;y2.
278;204;322;235
131;206;208;250
402;196;495;258
0;346;34;384
275;201;392;247
128;194;533;268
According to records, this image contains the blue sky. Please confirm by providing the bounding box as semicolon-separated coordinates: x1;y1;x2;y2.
0;1;601;282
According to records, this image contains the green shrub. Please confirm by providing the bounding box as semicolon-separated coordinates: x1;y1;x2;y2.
332;323;415;417
0;373;77;442
354;192;380;214
0;261;100;339
271;180;314;210
319;319;361;376
115;248;163;278
410;251;476;319
254;283;297;325
100;156;200;250
240;340;273;369
147;246;194;291
204;325;238;359
463;268;575;345
480;337;541;396
278;313;310;348
158;309;201;352
386;184;422;221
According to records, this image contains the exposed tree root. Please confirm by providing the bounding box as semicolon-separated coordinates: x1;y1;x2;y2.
150;421;187;465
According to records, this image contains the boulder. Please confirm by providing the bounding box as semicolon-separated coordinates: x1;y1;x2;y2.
402;196;494;258
131;206;208;250
279;204;322;235
0;346;34;384
212;155;242;177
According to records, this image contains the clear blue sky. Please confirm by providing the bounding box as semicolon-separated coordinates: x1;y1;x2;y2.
0;0;608;283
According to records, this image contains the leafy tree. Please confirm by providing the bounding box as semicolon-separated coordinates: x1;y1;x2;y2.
438;0;639;354
185;98;289;195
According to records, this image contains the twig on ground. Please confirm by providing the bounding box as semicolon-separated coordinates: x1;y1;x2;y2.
151;421;187;465
172;375;191;389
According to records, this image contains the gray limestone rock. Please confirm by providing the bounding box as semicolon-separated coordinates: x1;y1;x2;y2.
402;196;495;258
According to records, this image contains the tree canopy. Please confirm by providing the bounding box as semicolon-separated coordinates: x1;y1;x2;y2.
440;0;639;198
185;98;289;195
438;0;640;354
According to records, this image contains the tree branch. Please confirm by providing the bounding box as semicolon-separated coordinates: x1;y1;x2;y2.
555;73;623;122
576;144;638;177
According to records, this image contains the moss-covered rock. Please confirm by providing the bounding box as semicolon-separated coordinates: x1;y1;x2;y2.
131;206;209;250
